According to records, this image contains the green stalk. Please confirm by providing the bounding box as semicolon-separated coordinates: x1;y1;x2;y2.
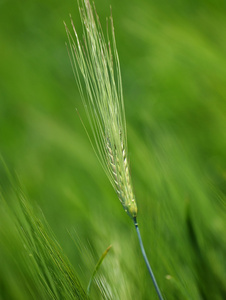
134;218;164;300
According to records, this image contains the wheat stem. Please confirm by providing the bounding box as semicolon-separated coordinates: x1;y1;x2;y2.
134;218;164;300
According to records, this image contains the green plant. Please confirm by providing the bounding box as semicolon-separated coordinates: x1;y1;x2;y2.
0;164;87;300
64;1;163;298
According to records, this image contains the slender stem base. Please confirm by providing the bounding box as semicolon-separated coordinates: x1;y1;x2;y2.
134;218;164;300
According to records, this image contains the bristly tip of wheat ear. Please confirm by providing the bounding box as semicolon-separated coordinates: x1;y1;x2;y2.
64;0;137;219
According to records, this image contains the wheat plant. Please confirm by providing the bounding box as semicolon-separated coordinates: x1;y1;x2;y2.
64;0;163;298
0;161;87;300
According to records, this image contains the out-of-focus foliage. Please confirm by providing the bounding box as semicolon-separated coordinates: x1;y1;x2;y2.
0;0;226;299
0;168;86;299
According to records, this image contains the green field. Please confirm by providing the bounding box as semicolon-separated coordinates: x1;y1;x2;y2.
0;0;226;299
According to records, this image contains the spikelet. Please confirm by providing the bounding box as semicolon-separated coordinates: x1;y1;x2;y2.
64;0;137;219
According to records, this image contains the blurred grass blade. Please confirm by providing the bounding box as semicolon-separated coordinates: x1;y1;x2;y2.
87;245;112;297
0;163;87;300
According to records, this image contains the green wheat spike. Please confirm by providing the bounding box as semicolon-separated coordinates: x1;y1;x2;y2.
64;1;164;299
64;0;137;219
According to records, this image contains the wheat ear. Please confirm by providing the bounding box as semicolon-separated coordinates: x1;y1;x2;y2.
64;1;163;298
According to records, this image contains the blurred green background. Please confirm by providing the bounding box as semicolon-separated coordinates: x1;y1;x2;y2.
0;0;226;299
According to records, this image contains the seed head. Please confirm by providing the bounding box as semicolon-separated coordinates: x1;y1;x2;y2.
64;0;137;219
